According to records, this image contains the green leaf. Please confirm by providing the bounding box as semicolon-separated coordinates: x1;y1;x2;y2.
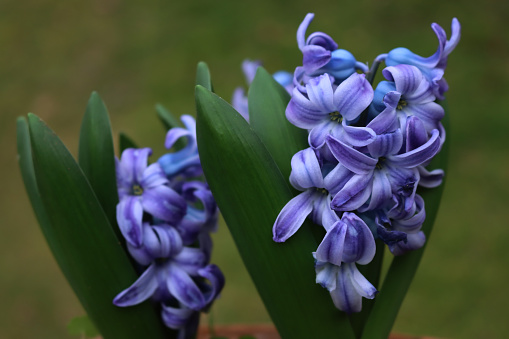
27;113;170;339
195;85;355;339
78;92;119;234
16;117;53;244
196;61;213;92
67;315;100;338
119;132;138;153
248;67;308;182
361;101;450;339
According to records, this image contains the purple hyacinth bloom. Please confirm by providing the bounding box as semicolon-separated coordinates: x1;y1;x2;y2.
297;13;338;75
158;115;202;179
314;259;377;314
273;148;342;242
370;64;445;140
177;181;218;247
116;148;187;247
296;13;362;83
127;222;183;266
385;18;461;99
113;250;224;312
286;72;375;149
315;212;376;266
326;120;441;212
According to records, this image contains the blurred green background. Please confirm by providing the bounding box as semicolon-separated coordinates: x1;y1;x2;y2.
2;0;508;338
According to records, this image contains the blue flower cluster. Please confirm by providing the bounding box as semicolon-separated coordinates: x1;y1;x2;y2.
113;115;224;335
270;13;460;314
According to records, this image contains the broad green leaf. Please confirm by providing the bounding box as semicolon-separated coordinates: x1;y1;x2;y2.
361;101;450;339
78;92;119;234
119;132;138;153
195;85;355;339
248;67;308;182
16;117;54;246
27;113;170;339
67;315;100;338
196;61;213;92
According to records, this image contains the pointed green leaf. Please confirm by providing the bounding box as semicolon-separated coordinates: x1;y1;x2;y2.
67;315;100;338
248;67;308;182
196;61;213;92
361;101;450;339
27;113;169;339
16;116;53;243
196;85;355;339
78;91;119;233
119;132;138;153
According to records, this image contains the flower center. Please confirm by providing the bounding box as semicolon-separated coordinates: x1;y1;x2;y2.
375;157;386;170
131;184;144;196
329;111;343;123
316;188;329;195
397;99;408;110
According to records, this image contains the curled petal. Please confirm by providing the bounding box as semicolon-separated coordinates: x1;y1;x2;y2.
406;116;429;151
341;123;376;147
315;258;339;291
382;64;424;95
161;304;194;329
331;173;373;211
297;13;315;50
142;185;187;224
418;166;444;188
289;148;324;189
302;45;332;73
315;220;347;266
113;264;158;306
327;135;377;174
118;148;152;185
117;196;143;247
174;247;207;276
361;170;392;212
390;231;426;256
286;87;328;129
367;130;403;159
334;73;374;121
167;264;206;311
323;163;354;196
392;195;426;234
306;74;336;112
142;163;169;188
198;264;225;307
341;212;376;264
308;120;339;149
273;190;315;242
330;263;376;313
388;129;441;168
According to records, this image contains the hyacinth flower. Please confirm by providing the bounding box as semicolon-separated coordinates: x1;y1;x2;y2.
116;148;187;247
326;122;441;212
113;114;224;337
272;147;339;242
295;13;367;85
369;64;445;142
286;72;375;149
192;13;458;339
158;114;203;179
383;18;461;99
